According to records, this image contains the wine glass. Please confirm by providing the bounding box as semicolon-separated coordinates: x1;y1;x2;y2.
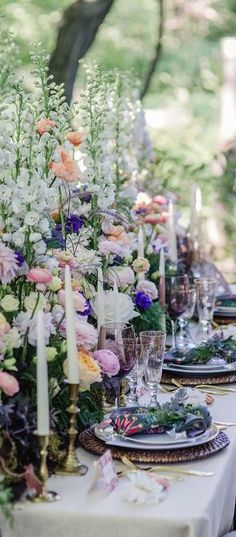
195;278;216;343
177;287;196;351
134;338;149;405
165;275;189;352
140;331;166;407
98;322;136;406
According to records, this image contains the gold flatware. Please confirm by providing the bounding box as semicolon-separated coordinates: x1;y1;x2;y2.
121;456;214;477
196;384;236;394
171;378;184;389
149;466;214;477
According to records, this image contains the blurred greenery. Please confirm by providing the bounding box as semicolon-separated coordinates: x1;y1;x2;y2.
1;0;236;276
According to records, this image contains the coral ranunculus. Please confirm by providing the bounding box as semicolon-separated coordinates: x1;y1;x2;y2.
49;146;81;183
27;268;53;285
36;118;55;135
0;371;19;396
66;130;85;146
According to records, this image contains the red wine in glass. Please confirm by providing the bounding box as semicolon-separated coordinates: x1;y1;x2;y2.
165;275;189;353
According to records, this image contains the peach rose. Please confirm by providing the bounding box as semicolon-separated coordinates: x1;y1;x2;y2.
58;289;87;312
107;231;130;245
144;213;167;225
0;371;19;396
27;268;53;285
55;251;77;268
132;257;150;274
63;350;101;390
66;130;85;146
49;146;81;183
36;118;55;135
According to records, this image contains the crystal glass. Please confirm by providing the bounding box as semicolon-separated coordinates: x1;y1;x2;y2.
177;287;196;351
140;331;166;407
117;338;137;406
135;339;149;405
195;278;216;343
165;275;189;351
98;322;136;406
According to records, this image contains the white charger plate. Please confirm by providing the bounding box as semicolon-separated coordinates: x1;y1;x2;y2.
163;362;236;376
94;424;218;451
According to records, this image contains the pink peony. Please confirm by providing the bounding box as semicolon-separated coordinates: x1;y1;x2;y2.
98;240;123;256
0;243;18;284
93;349;120;377
27;268;53;285
58;289;87;312
74;321;98;350
105;266;135;287
144;213;168;225
0;371;19;396
137;280;158;300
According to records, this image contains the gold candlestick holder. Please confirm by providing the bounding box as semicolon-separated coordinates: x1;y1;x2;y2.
57;383;88;476
31;433;60;502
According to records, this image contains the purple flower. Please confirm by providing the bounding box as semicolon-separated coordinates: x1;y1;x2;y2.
46;226;66;249
15;251;25;267
79;299;91;317
65;214;84;234
135;291;152;311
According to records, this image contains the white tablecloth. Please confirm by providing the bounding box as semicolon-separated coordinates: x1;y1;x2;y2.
1;391;236;537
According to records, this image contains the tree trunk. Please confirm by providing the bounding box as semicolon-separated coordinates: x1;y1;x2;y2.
49;0;114;104
140;0;164;99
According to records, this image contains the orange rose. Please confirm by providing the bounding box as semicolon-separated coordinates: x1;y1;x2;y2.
63;350;101;390
36;118;55;135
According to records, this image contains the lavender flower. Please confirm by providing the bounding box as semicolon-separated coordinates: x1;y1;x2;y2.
0;243;18;284
15;251;25;267
135;291;152;311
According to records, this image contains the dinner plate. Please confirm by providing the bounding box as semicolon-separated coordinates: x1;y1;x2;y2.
163;362;236;376
94;424;218;451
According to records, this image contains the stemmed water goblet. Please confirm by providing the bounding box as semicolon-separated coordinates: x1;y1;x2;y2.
195;278;216;343
177;287;196;351
140;331;166;407
165;275;189;354
98;322;136;407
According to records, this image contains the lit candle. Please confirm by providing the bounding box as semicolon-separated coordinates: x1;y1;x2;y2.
159;246;166;306
138;226;144;258
168;200;178;265
65;265;79;384
36;310;50;435
97;267;105;332
113;279;121;323
190;185;202;246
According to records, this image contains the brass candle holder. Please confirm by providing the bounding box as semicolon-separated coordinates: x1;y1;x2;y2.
32;433;60;502
57;383;88;476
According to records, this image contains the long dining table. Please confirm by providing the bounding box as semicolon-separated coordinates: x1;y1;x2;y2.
1;388;236;537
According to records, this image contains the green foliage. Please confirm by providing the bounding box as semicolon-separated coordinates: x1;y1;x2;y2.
0;478;13;523
132;302;166;334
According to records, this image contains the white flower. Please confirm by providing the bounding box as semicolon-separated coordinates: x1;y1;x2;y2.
28;312;56;346
24;292;48;313
1;295;19;312
24;211;40;226
105;266;135;288
14;312;31;336
75;245;100;272
30;232;42;243
122;471;166;505
3;327;22;352
91;290;139;323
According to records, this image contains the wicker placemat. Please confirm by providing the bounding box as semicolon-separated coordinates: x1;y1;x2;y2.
162;370;236;386
214;316;236;325
79;427;229;464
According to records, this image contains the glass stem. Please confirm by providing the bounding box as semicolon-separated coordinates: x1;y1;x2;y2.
200;320;210;343
178;318;187;349
148;383;157;407
171;320;176;349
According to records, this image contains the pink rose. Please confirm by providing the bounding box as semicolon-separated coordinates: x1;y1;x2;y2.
27;268;53;285
58;289;87;312
144;213;168;224
93;349;120;377
0;371;19;396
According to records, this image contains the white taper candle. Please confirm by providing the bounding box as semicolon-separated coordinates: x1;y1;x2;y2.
36;310;50;435
97;267;105;332
65;265;79;384
168;200;178;264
